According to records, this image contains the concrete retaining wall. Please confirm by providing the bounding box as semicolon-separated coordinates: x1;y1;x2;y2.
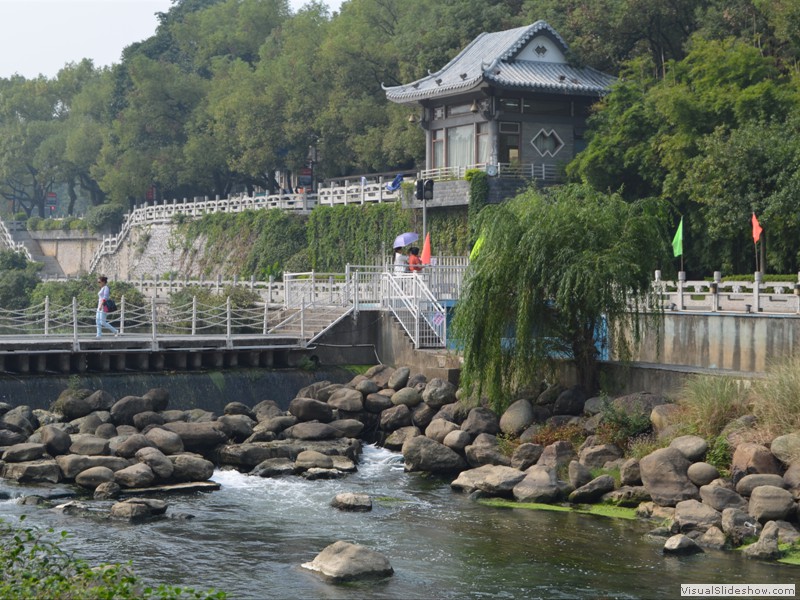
27;230;100;276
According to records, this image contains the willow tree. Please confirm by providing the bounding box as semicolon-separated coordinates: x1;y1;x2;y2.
452;184;669;410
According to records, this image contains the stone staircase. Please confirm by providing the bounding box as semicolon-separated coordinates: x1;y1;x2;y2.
11;230;65;277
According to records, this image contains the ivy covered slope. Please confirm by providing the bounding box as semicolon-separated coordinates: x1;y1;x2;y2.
169;203;468;278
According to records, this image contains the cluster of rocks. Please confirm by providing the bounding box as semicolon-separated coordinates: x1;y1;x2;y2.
2;363;799;577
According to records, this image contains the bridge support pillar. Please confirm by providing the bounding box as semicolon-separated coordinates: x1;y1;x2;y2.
168;353;187;370
55;353;71;373
90;353;111;372
150;353;165;371
132;353;149;371
32;354;46;374
112;354;126;371
15;354;30;374
260;351;273;367
203;352;224;368
243;351;260;367
72;354;87;373
188;352;202;369
225;352;239;368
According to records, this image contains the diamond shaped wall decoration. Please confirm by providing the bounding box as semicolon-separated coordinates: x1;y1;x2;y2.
531;129;564;157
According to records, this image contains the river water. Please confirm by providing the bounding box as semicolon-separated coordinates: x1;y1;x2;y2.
1;445;794;599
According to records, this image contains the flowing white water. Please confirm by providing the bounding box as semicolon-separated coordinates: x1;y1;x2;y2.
0;445;794;599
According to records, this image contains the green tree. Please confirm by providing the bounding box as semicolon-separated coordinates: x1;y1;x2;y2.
0;250;41;310
452;185;668;408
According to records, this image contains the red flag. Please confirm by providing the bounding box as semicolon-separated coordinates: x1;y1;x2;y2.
421;232;431;264
752;213;763;243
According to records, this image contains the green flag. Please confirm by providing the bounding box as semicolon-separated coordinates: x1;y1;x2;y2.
672;217;683;257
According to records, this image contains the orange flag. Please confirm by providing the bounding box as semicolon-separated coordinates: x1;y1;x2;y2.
752;213;763;243
421;232;431;264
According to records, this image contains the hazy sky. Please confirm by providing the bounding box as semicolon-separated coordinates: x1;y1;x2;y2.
0;0;343;79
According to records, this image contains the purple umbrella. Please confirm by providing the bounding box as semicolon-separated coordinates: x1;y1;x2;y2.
393;232;419;248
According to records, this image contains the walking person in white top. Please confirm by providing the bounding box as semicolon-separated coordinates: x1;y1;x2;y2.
96;276;118;338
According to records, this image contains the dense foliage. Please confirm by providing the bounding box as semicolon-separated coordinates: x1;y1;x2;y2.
453;185;668;404
0;250;41;310
0;517;225;599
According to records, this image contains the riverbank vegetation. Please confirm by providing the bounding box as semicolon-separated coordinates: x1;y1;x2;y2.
0;517;225;599
453;185;668;402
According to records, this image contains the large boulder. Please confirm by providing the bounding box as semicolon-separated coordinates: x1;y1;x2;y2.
391;388;422;408
402;436;467;474
331;493;372;512
673;499;722;533
461;407;500;437
748;486;795;523
114;434;155;459
512;465;561;503
75;466;115;489
639;447;699;507
110;396;156;426
568;460;592;489
144;427;184;455
216;414;255;443
687;462;720;487
425;419;460;443
669;435;708;462
735;474;785;497
699;484;748;512
288;397;333;423
135;447;174;480
568;475;615;503
722;507;762;546
742;521;781;560
663;534;703;555
499;399;536;436
511;443;544;471
302;541;393;582
56;454;131;479
170;453;215;481
295;450;334;470
422;378;457;409
387;367;410;390
770;432;800;465
578;444;622;469
39;425;72;457
731;443;782;482
162;421;228;453
114;463;156;488
380;405;413;432
383;426;420;451
553;386;586;416
537;441;576;470
217;444;281;468
451;465;526;496
69;434;111;456
85;390;115;412
327;388;364;413
0;459;61;483
2;443;47;463
285;422;339;441
465;434;510;467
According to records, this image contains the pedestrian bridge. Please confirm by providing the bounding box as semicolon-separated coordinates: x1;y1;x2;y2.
0;264;466;375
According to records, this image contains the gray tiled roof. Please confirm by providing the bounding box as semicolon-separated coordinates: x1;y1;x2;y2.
384;20;615;103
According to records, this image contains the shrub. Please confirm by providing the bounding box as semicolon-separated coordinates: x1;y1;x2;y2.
595;398;652;450
751;355;800;437
705;435;732;477
26;216;43;231
85;203;126;233
0;517;225;599
627;433;665;459
529;422;585;448
677;375;752;438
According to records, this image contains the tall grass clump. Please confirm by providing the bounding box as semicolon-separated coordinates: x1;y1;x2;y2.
750;355;800;436
676;375;751;438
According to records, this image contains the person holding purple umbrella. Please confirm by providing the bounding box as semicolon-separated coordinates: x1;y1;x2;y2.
393;246;408;273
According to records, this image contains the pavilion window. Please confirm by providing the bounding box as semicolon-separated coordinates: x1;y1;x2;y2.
446;124;474;169
476;122;489;164
432;129;444;168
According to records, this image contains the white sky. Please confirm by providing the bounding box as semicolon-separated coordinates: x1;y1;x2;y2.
0;0;343;79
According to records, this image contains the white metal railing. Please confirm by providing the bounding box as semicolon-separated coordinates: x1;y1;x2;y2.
419;162;565;182
382;272;447;348
0;218;33;261
654;270;800;314
0;295;306;347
